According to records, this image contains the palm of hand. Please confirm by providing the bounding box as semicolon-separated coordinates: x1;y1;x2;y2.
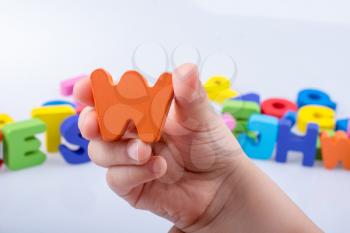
119;105;241;229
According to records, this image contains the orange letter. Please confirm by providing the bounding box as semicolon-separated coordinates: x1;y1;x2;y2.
320;131;350;170
90;69;174;143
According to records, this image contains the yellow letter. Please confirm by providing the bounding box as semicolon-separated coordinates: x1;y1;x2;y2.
32;105;75;152
204;76;238;104
0;114;14;138
297;105;335;133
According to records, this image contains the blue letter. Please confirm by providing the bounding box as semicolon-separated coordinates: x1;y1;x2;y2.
238;114;278;160
275;118;319;167
59;115;90;164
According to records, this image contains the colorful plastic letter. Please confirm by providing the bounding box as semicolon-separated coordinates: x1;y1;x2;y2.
233;93;260;105
60;75;88;113
336;118;349;131
281;111;327;160
0;114;13;127
204;76;238;104
297;89;336;110
2;119;46;171
316;130;335;160
238;114;278;159
275;119;319;167
297;105;335;133
222;113;236;131
223;100;260;136
233;120;248;135
32;105;76;152
0;114;14;137
43;100;76;108
320;131;350;170
0;139;2;168
282;111;297;125
60;74;87;96
59;115;90;164
222;100;260;121
0;114;14;140
91;69;174;143
0;114;14;167
261;98;297;118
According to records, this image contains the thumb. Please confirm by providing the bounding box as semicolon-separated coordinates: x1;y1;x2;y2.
172;63;218;129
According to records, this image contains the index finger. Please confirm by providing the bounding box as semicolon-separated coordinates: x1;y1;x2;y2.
73;77;95;106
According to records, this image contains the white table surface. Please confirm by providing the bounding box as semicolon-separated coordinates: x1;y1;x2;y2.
1;1;350;232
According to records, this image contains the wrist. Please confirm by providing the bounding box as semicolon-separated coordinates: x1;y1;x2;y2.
182;153;249;233
183;154;322;233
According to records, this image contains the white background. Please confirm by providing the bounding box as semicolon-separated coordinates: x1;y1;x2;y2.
1;0;350;232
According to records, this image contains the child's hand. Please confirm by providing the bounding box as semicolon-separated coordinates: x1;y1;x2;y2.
74;64;321;233
75;64;244;231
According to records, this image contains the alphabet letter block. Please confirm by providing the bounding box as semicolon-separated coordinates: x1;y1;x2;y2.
204;76;238;104
222;113;236;131
238;114;278;160
320;131;350;170
0;114;14;168
60;74;87;96
222;100;260;121
32;105;76;152
42;100;76;108
336;118;349;131
316;130;335;160
0;114;14;140
2;119;46;171
297;89;336;110
223;100;260;136
59;115;90;164
275;119;319;167
91;69;174;143
297;105;335;133
60;75;88;113
282;111;297;125
233;120;248;135
233;93;260;105
262;98;297;118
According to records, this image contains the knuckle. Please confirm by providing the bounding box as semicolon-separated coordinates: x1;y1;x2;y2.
106;169;117;188
88;141;108;167
105;169;124;194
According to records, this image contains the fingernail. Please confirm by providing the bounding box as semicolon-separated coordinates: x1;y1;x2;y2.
127;140;139;161
175;64;197;80
78;107;92;130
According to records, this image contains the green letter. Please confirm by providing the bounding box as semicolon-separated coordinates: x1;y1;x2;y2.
2;119;47;171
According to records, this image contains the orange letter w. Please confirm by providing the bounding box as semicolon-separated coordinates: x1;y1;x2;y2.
90;69;174;143
321;131;350;170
